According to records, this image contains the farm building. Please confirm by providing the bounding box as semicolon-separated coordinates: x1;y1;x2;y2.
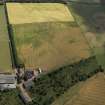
23;80;34;90
24;68;42;80
0;74;17;91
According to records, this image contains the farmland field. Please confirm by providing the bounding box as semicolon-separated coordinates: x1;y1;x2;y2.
7;3;92;71
7;3;74;24
0;5;12;73
52;72;105;105
68;3;105;69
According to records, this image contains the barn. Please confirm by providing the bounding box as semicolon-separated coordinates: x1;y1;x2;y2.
0;74;17;91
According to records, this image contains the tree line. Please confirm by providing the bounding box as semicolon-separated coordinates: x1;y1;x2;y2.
27;56;104;105
2;0;67;3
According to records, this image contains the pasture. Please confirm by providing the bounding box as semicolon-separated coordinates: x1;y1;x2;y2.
6;3;74;24
0;5;12;73
68;3;105;69
11;22;91;71
7;3;91;71
52;73;105;105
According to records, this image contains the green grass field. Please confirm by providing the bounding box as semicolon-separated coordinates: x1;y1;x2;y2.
7;3;92;71
0;5;12;73
68;3;105;69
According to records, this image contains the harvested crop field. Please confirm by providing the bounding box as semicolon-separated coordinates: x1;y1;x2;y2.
7;3;74;24
52;73;105;105
0;5;12;73
7;3;91;71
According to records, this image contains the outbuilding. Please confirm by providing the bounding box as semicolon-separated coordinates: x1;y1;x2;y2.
0;74;17;91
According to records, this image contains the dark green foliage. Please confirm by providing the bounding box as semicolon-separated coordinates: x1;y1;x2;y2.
0;90;23;105
30;56;99;105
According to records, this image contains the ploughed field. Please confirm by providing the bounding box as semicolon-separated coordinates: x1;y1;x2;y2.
7;3;91;71
0;5;12;73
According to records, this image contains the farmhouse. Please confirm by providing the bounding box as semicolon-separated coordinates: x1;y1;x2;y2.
0;74;17;91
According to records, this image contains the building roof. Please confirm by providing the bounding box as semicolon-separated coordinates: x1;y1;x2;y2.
0;74;16;84
0;84;16;91
24;70;34;80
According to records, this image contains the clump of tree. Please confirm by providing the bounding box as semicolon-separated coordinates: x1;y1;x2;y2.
0;89;23;105
28;56;102;105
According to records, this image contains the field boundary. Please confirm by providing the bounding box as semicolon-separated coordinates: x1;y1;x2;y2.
0;0;67;4
4;3;16;68
0;0;103;5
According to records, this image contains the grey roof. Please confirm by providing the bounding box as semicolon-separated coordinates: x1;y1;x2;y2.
0;74;16;84
23;80;34;89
